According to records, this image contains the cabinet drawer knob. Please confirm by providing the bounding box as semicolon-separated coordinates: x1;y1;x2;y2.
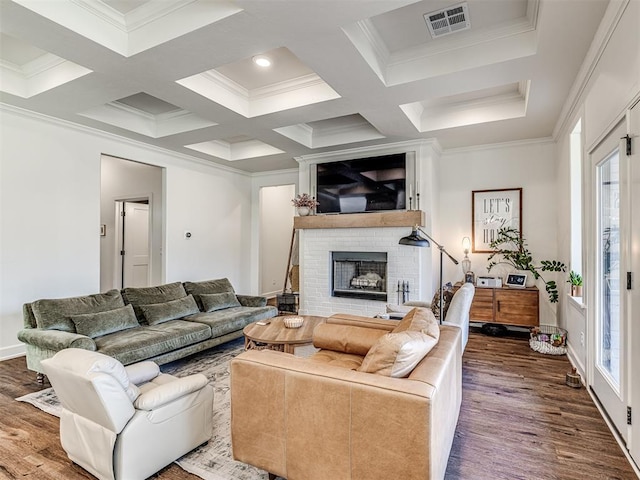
497;300;501;312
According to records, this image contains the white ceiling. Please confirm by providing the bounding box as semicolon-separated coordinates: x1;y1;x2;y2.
0;0;609;173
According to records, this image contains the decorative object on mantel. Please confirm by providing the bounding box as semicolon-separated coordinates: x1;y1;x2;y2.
283;315;304;328
472;188;522;253
487;227;566;303
568;270;583;297
407;183;420;211
398;225;459;324
292;193;318;216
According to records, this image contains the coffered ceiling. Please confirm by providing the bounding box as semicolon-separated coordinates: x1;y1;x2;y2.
0;0;608;172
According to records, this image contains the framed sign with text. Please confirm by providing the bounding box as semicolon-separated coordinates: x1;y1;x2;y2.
472;188;522;253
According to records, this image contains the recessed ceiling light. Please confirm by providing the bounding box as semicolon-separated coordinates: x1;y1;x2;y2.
252;55;271;67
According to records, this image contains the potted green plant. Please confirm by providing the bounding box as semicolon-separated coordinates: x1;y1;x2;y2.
568;270;583;297
487;227;566;303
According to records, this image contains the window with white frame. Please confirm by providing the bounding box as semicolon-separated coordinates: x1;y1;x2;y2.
570;119;583;291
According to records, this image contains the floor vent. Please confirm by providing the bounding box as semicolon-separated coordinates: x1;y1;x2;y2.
424;2;470;38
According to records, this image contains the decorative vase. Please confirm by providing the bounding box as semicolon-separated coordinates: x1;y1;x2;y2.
283;316;304;328
515;269;536;288
297;206;310;216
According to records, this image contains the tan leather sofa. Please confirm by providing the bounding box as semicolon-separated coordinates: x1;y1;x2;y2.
230;313;462;480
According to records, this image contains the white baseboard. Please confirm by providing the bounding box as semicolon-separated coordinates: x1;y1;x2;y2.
0;343;25;361
588;387;640;477
567;343;639;476
264;289;285;299
565;342;586;383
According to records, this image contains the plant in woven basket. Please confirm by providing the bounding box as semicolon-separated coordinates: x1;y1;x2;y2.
487;227;566;303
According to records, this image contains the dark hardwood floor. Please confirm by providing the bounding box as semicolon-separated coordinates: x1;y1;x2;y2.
0;330;637;479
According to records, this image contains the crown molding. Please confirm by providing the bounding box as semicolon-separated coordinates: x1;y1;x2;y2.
71;0;197;33
200;70;330;102
71;0;126;31
552;0;630;140
390;16;536;67
0;59;22;74
0;54;71;78
295;139;441;165
250;167;299;179
0;103;251;177
354;19;390;66
201;69;249;98
250;74;327;100
442;136;554;155
108;100;158;121
125;0;195;32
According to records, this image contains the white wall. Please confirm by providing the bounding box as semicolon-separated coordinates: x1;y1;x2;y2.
582;0;640;151
259;185;296;297
439;139;561;326
164;163;251;286
100;155;163;290
0;106;252;359
554;0;640;376
250;170;299;296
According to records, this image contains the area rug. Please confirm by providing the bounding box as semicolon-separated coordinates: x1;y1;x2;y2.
16;339;274;480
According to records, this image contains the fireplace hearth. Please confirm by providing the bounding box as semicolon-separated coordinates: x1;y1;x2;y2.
331;251;387;301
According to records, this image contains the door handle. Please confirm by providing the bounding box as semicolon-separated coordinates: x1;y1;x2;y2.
497;300;501;312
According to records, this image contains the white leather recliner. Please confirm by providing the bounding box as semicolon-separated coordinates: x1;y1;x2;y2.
441;282;475;350
41;348;213;480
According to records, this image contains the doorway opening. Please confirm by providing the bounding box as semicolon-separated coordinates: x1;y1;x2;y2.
100;155;163;291
258;184;296;297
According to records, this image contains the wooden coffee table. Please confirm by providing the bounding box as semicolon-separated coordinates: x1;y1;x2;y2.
243;315;325;354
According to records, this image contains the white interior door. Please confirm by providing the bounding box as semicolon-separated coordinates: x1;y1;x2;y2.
590;120;628;440
123;202;150;288
628;100;640;467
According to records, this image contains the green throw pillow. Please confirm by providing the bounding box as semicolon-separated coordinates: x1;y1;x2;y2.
183;278;235;310
32;289;125;332
139;294;199;325
200;292;241;312
122;282;187;321
70;304;139;338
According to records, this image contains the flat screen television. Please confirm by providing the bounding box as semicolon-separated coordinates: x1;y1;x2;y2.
315;153;406;214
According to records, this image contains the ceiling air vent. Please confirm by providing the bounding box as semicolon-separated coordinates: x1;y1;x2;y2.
424;2;470;38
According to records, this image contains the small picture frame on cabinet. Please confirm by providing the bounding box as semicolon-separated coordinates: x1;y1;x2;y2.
464;272;475;284
505;273;527;288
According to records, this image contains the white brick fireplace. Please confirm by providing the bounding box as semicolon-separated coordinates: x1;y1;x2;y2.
298;222;432;317
295;139;442;317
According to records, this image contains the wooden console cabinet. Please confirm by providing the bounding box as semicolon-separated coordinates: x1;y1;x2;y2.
454;282;539;327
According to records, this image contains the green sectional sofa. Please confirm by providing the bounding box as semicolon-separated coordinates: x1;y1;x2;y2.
18;278;277;382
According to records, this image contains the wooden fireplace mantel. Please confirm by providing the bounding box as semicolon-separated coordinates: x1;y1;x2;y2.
293;210;425;229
